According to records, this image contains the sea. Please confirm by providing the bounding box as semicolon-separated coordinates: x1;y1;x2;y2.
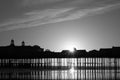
0;58;119;80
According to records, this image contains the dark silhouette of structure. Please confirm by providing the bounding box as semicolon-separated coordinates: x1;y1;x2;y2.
0;40;120;80
10;39;15;46
21;41;25;46
0;39;120;58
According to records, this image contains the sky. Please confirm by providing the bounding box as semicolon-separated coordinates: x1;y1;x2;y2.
0;0;120;52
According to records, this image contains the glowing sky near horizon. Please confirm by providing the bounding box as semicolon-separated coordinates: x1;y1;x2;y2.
0;0;120;52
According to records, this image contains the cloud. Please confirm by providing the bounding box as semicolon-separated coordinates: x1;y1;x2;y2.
0;0;120;32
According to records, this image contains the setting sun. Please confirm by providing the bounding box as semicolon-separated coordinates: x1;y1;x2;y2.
66;45;74;52
64;42;77;52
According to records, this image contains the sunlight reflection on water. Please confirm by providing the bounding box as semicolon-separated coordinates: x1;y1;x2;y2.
0;69;118;80
0;58;120;80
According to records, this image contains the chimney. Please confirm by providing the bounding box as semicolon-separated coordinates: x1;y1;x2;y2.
10;39;15;46
22;41;25;46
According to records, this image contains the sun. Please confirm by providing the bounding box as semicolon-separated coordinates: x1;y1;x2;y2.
64;43;76;52
67;45;75;52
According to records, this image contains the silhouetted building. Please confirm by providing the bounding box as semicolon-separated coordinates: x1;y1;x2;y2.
10;39;15;46
74;47;77;50
1;40;120;58
21;41;25;46
61;50;70;53
0;40;120;80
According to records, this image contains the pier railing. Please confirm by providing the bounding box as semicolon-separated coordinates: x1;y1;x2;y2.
0;58;119;80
